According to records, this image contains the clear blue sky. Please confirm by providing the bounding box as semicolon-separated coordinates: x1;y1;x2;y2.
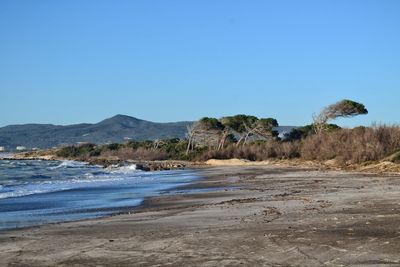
1;0;399;127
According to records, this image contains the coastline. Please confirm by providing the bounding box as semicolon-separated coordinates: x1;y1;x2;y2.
1;153;202;171
0;161;205;232
1;165;400;266
5;150;400;174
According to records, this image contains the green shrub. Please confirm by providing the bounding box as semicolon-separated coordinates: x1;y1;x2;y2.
56;143;100;158
105;143;122;151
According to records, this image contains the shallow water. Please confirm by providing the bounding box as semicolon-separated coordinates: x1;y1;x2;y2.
0;160;200;230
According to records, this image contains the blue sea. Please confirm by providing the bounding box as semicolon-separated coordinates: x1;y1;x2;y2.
0;159;201;231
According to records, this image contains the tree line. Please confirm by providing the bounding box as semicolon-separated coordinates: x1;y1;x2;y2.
185;99;368;155
54;99;371;162
185;115;279;155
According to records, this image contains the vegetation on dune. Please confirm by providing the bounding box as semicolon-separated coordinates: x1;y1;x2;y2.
387;151;400;164
57;139;189;161
221;115;278;146
285;123;341;141
313;99;368;133
54;125;400;165
186;114;279;155
56;143;102;158
300;125;400;164
53;100;400;167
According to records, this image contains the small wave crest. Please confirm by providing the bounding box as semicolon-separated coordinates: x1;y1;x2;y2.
0;175;127;199
0;188;60;199
106;164;138;174
0;162;145;200
50;160;89;169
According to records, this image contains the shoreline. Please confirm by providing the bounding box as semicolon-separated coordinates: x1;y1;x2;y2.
1;154;202;171
2;165;400;266
0;167;230;233
4;151;400;174
0;165;207;232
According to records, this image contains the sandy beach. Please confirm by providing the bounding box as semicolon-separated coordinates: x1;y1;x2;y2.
1;165;400;266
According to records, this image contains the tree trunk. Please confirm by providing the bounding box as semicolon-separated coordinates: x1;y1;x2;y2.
236;135;245;147
219;137;226;150
243;131;252;147
185;138;192;155
185;123;198;155
218;131;229;150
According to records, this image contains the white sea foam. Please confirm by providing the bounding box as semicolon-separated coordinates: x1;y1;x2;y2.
106;164;138;174
50;160;89;169
0;159;200;230
0;188;61;199
0;165;148;200
0;160;186;200
0;175;128;199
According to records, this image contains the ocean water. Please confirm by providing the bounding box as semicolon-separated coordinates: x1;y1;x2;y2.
0;160;201;231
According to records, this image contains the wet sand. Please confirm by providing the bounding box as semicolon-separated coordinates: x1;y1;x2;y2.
1;166;400;266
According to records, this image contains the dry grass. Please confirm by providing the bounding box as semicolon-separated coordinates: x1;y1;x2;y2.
201;125;400;166
301;125;400;164
52;125;400;167
200;141;301;161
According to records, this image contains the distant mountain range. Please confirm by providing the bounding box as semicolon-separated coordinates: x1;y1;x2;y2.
0;115;192;150
0;115;297;150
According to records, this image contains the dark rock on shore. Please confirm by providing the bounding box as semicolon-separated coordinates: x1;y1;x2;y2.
85;158;189;171
1;153;192;172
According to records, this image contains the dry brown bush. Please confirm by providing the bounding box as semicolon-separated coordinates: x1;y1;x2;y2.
301;125;400;164
201;125;400;165
200;141;301;161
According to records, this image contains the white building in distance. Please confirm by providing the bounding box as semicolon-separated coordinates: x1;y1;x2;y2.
16;146;27;151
